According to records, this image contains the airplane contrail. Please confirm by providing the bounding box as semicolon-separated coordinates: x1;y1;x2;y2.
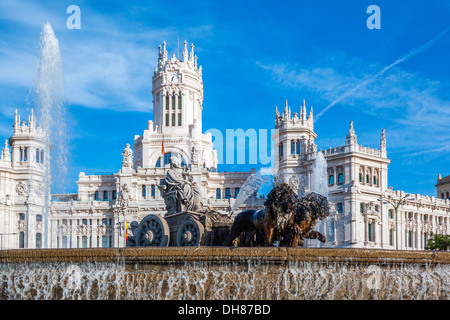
315;27;450;121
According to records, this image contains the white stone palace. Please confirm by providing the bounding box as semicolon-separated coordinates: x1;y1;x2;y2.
0;42;449;250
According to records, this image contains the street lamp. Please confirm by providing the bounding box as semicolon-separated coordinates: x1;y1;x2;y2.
378;192;415;250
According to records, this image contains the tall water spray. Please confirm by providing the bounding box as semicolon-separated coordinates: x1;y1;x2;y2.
230;169;272;215
32;22;67;248
310;151;328;198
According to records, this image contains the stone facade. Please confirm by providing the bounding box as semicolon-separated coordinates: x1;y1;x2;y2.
436;174;450;200
0;43;449;250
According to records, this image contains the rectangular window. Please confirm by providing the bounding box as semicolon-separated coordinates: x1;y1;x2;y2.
20;148;23;162
408;231;413;248
41;150;44;164
62;236;68;248
216;188;221;199
388;210;394;219
19;232;25;248
178;113;182;126
94;191;99;200
142;185;146;198
360;203;365;213
165;113;169;126
103;191;108;200
36;148;40;163
225;188;231;199
172;95;176;110
82;236;88;248
337;203;343;214
171;113;175;126
389;230;394;246
291;141;296;155
112;191;117;200
102;236;108;248
23;147;28;162
165;95;169;110
36;232;42;249
368;223;374;242
235;188;240;198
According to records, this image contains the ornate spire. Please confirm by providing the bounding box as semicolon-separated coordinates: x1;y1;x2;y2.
380;129;386;151
275;106;279;118
302;99;307;120
1;139;10;162
162;41;168;62
346;121;357;145
182;40;188;62
189;43;194;61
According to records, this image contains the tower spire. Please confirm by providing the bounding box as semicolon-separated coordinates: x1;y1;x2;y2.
302;99;307;120
182;40;188;61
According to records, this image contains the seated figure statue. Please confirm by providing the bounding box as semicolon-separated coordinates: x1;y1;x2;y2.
159;156;203;213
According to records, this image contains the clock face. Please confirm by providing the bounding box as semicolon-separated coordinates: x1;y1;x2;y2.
169;72;179;83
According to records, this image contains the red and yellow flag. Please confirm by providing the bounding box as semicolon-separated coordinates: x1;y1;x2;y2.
162;134;165;155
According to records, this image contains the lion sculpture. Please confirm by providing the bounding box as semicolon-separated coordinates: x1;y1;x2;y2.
224;183;299;246
277;192;330;247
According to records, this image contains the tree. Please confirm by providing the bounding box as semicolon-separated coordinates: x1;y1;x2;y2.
426;232;450;251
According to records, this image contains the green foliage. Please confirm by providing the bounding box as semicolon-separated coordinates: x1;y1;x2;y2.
426;232;450;251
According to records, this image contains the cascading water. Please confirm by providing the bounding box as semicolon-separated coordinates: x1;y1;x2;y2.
31;22;67;248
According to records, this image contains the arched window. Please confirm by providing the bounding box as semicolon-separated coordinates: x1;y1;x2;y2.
40;150;44;164
296;140;300;155
172;93;176;110
329;175;334;185
279;142;284;158
366;174;370;184
291;140;296;155
359;172;363;183
447;192;450;199
373;176;377;186
36;148;40;163
151;185;156;198
338;173;344;184
178;93;182;109
165;95;169;110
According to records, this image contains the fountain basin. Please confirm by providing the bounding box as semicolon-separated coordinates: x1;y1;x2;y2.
0;247;449;300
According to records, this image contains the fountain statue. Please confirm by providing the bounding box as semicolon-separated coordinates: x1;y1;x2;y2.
277;192;330;247
224;183;300;246
158;156;203;213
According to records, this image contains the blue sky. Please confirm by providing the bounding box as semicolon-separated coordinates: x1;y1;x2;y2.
0;0;449;196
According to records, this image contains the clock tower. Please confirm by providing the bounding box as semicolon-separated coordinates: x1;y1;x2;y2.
151;41;204;136
132;41;218;171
